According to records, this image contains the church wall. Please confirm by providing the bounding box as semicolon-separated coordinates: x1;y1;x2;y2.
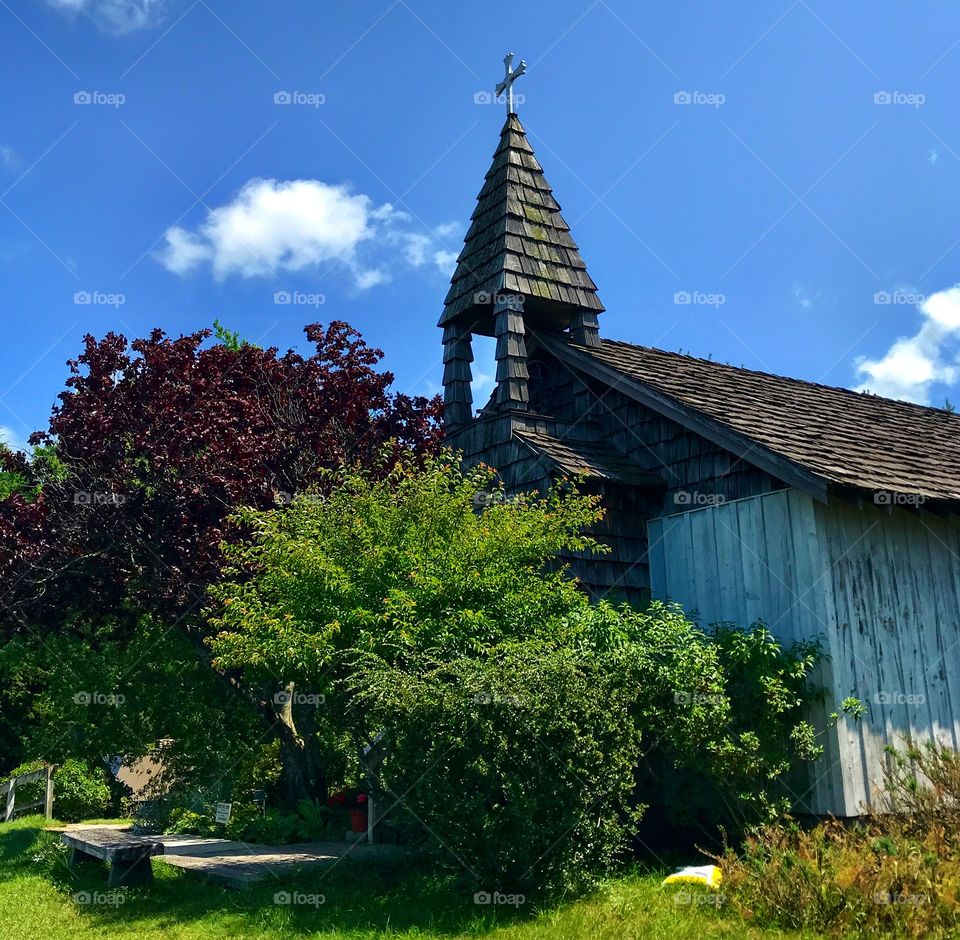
589;384;790;512
446;352;794;603
525;355;789;508
445;410;651;606
648;488;960;818
811;497;960;815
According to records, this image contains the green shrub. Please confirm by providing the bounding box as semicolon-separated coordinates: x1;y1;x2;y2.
4;759;110;822
650;619;829;833
206;453;830;892
165;808;217;836
354;642;644;898
51;759;112;821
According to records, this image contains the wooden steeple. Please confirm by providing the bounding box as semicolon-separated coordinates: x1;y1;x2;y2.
440;109;604;428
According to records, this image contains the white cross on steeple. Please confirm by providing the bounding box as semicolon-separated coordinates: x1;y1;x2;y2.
495;52;526;115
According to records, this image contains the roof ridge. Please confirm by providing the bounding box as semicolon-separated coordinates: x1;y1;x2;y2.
593;337;960;422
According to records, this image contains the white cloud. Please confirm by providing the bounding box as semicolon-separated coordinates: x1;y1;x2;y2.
792;282;814;310
433;248;459;273
854;285;960;404
44;0;166;34
0;147;17;170
158;178;460;289
471;370;494;401
356;269;386;290
0;426;28;453
159;227;209;275
395;225;459;275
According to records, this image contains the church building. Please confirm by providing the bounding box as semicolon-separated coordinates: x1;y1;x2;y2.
440;60;960;817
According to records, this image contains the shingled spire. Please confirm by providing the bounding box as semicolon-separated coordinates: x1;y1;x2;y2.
440;109;604;427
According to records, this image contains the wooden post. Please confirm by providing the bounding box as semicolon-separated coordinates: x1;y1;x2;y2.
494;300;529;410
4;778;15;823
44;766;54;820
442;321;474;428
570;310;601;348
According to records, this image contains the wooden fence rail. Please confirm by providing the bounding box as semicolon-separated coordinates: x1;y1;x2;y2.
1;766;54;822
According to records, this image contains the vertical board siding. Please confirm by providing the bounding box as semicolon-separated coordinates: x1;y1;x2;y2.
648;489;843;814
813;498;960;813
649;490;960;817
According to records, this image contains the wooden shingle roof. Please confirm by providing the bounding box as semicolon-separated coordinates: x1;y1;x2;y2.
439;114;604;329
547;336;960;503
514;428;664;487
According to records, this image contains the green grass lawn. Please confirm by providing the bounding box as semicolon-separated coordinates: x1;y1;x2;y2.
0;816;811;940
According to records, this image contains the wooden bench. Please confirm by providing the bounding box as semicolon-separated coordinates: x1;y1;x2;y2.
61;827;164;886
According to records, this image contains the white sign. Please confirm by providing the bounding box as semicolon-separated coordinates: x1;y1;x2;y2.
215;802;232;825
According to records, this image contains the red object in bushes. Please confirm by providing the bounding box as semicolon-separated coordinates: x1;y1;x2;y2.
350;807;367;832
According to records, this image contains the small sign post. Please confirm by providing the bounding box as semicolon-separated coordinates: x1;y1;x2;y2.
214;802;232;826
44;766;54;820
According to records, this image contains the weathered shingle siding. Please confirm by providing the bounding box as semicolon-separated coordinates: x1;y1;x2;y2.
528;353;788;508
445;410;652;605
813;497;960;813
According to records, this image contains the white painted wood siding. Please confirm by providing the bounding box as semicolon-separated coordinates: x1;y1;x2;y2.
648;489;960;817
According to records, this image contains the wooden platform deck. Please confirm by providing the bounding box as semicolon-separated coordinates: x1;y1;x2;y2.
54;824;407;889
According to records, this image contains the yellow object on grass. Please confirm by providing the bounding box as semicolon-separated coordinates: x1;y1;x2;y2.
662;864;722;889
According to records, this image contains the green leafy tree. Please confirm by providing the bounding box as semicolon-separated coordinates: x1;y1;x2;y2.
209;451;830;889
209;450;605;804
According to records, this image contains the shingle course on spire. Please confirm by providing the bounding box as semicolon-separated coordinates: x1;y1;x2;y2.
439;114;603;328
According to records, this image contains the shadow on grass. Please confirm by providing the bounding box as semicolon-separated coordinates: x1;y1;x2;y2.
0;824;43;864
4;819;543;938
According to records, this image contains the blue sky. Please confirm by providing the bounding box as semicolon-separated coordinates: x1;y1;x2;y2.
3;0;960;451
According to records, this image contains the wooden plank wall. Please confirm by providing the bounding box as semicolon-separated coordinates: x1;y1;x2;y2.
649;489;960;816
812;497;960;814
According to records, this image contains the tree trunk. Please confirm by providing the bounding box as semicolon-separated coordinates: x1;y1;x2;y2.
275;682;327;808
